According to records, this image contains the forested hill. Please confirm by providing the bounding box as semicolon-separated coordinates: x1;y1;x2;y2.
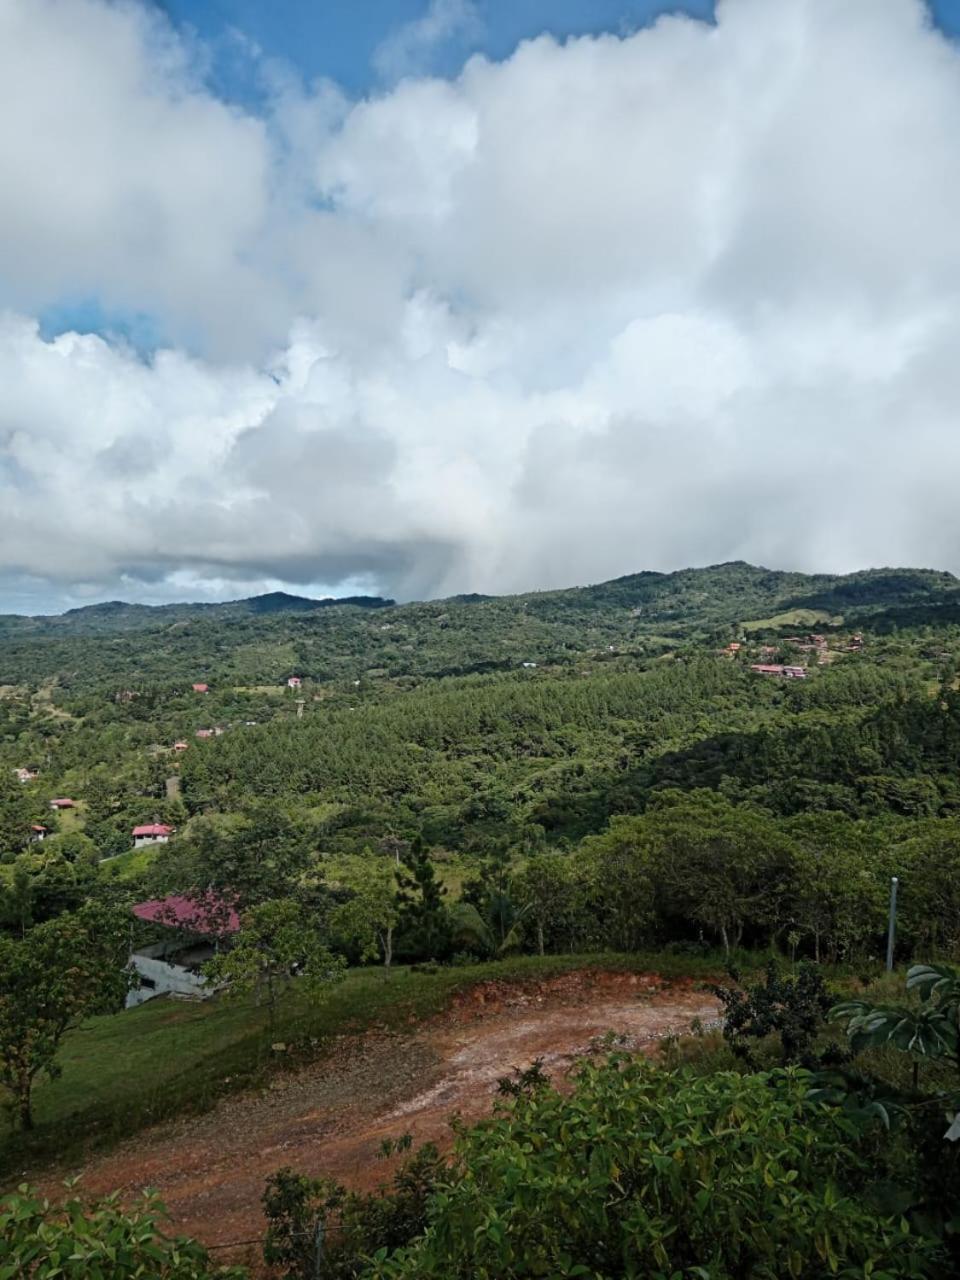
4;556;960;948
1;561;958;691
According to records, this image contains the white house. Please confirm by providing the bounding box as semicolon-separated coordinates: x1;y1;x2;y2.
132;823;173;848
127;893;240;1008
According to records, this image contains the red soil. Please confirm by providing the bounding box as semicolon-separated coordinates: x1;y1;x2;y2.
39;970;719;1267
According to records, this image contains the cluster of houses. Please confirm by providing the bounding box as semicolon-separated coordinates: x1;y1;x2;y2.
721;629;866;681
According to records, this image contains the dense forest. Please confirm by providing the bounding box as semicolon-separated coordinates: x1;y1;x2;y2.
3;559;960;959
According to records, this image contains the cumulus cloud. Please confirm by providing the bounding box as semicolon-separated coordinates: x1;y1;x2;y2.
2;0;960;611
373;0;482;83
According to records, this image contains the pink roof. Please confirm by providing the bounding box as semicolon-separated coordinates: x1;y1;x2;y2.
31;824;47;832
132;892;240;936
50;797;75;807
192;683;209;692
751;663;785;674
132;823;173;837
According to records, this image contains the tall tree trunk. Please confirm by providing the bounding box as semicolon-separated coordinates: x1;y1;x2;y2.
537;921;545;957
383;925;393;970
18;1077;33;1131
814;926;821;964
720;925;730;957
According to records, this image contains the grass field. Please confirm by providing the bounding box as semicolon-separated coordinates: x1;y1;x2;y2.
741;608;842;632
0;951;726;1180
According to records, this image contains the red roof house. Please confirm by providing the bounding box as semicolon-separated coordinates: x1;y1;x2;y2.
127;893;241;1007
173;740;189;751
132;893;241;936
49;797;76;810
750;663;808;680
287;676;302;688
192;683;209;693
195;728;214;738
132;823;174;847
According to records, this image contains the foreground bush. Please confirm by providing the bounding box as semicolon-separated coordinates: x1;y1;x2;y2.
369;1057;942;1279
0;1184;245;1279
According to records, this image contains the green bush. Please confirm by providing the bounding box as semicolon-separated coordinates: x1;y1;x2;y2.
369;1057;942;1279
0;1183;245;1279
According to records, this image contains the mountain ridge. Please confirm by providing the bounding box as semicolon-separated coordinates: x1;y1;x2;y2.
5;560;959;629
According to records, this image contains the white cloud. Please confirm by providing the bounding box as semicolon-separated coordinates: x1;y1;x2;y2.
373;0;482;83
2;0;960;611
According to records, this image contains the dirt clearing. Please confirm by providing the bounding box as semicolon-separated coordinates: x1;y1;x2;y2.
41;970;719;1259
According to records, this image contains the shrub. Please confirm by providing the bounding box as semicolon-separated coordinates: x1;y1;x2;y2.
368;1057;942;1278
0;1183;245;1279
710;961;838;1065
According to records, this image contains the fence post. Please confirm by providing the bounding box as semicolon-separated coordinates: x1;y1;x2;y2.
885;876;898;973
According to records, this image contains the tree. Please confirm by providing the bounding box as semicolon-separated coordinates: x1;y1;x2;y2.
158;803;313;910
458;851;531;957
0;1183;246;1279
395;845;451;961
0;770;33;857
644;791;798;953
329;855;400;969
0;903;130;1130
203;899;345;1029
895;822;960;958
573;820;656;952
511;853;575;955
784;812;887;961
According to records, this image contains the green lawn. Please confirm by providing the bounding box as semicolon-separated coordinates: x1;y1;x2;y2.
741;608;842;633
0;951;723;1180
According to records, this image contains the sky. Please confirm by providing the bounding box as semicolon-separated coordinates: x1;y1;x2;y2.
3;0;960;613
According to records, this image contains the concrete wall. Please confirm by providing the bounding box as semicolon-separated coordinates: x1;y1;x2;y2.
126;942;211;1008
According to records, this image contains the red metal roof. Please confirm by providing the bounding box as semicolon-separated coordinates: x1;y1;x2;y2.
132;893;240;936
50;797;75;807
192;683;209;692
132;823;173;837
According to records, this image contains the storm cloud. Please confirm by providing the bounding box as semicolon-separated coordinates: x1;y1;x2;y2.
2;0;960;611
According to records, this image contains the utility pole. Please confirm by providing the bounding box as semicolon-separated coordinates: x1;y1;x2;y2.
886;876;899;972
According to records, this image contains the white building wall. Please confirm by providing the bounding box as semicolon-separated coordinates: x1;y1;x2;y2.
126;943;210;1008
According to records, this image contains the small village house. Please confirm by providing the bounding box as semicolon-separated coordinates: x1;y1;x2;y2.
192;682;209;693
49;797;76;811
195;728;214;738
172;740;189;752
750;663;808;680
30;824;47;842
287;676;302;688
132;822;174;848
14;766;39;783
127;893;240;1008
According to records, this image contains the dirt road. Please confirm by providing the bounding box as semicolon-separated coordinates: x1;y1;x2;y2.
42;970;719;1263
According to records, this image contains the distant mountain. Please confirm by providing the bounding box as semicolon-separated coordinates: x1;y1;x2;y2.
2;562;959;690
0;590;395;635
